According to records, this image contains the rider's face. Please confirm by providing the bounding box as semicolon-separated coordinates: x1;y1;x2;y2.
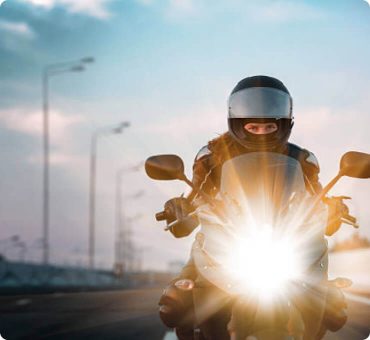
244;122;278;135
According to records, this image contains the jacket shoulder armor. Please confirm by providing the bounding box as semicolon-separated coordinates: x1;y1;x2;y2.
195;145;211;161
194;132;232;165
288;143;320;171
305;150;320;170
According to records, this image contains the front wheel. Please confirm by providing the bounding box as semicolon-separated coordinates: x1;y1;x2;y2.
229;299;304;340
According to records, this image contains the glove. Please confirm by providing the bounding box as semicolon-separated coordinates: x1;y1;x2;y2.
164;197;198;238
164;197;194;223
323;196;350;236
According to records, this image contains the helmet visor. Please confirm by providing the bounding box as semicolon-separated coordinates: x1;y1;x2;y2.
228;87;292;119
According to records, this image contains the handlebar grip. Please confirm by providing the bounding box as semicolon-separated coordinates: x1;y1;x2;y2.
343;214;356;223
155;211;167;221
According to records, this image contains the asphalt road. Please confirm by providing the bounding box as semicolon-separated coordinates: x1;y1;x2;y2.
0;288;167;340
0;289;369;340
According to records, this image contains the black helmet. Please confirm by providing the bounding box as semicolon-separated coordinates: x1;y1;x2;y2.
228;75;293;150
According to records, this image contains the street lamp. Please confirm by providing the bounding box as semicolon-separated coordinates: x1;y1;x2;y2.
114;163;144;274
0;235;20;260
88;121;130;269
124;212;144;272
42;57;94;265
15;241;27;262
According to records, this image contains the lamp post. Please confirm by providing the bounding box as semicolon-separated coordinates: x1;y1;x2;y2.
114;163;144;274
114;170;144;274
15;241;27;262
124;212;144;272
42;57;94;265
88;121;130;269
0;235;20;259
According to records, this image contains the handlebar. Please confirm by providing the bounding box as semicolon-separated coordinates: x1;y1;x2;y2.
155;211;167;221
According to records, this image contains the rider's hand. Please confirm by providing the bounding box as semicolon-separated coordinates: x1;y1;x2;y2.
323;196;350;236
164;197;199;238
164;197;194;223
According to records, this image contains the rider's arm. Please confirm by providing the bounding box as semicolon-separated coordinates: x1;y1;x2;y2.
164;145;216;238
300;148;352;236
299;149;323;195
323;197;351;236
187;145;216;201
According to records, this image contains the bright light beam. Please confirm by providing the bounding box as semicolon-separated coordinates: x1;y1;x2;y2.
227;226;301;301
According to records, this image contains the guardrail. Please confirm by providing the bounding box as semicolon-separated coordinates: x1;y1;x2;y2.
0;260;173;294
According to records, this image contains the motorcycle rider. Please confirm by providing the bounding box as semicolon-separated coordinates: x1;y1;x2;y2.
158;75;349;339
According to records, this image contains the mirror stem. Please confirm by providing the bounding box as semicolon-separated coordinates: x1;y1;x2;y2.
317;171;343;202
304;171;343;223
180;175;215;206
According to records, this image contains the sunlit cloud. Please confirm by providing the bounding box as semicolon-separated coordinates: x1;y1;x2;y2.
141;106;224;142
27;152;85;165
246;1;325;23
295;106;370;144
135;0;153;6
0;108;85;140
0;19;35;39
160;0;325;21
19;0;113;19
0;108;87;167
169;0;194;13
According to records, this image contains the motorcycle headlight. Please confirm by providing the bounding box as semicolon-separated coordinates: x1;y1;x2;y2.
226;227;301;301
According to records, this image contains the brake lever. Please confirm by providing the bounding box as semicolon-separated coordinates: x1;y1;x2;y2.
341;216;359;229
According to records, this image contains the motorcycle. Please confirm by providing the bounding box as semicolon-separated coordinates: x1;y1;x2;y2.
145;151;370;339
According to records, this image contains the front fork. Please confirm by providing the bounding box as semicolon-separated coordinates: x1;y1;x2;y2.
229;296;305;340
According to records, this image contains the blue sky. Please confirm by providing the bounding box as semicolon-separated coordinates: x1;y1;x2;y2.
0;0;369;269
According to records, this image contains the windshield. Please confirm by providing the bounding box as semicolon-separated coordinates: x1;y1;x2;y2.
193;152;327;295
220;152;307;225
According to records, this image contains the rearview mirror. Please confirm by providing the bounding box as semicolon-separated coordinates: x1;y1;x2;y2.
145;154;185;181
340;151;370;179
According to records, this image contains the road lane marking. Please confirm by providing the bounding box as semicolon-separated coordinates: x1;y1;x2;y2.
15;298;32;306
163;331;177;340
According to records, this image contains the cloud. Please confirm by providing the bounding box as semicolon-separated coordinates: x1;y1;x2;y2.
0;19;35;39
169;0;194;13
19;0;113;19
135;0;153;6
0;108;85;140
140;105;225;142
246;0;324;23
295;106;370;138
0;108;87;166
27;151;84;165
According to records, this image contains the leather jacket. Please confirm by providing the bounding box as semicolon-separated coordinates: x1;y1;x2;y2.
175;132;322;280
190;132;322;201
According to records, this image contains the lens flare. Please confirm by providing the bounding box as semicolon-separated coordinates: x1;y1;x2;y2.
226;226;301;301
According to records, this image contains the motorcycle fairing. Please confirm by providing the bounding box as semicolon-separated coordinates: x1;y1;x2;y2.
191;152;328;336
